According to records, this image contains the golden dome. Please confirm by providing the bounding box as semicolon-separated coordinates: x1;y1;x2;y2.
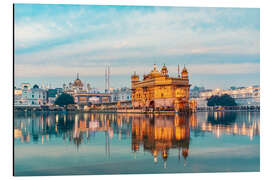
151;71;161;77
131;71;139;81
162;64;167;70
150;64;162;77
161;64;168;75
181;65;188;80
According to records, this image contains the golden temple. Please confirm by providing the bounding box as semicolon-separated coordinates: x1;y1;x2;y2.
131;64;196;112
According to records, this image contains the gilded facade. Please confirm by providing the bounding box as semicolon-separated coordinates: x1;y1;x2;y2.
131;64;192;112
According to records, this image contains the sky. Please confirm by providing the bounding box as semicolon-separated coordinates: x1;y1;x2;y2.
14;4;260;91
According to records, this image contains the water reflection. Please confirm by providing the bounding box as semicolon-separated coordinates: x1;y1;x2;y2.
131;114;190;168
203;112;260;140
14;112;260;166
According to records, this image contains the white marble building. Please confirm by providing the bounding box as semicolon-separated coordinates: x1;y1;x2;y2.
14;83;48;107
193;85;260;108
111;87;132;102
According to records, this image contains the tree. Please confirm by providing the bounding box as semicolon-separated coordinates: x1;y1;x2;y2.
54;93;75;107
219;94;237;106
33;84;39;89
207;94;237;107
193;86;200;91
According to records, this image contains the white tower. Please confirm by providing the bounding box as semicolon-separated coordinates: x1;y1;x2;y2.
105;65;111;93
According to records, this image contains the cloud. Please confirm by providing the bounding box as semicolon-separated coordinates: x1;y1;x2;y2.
14;5;260;89
14;6;259;57
15;21;63;49
188;63;260;74
14;63;259;78
14;25;259;67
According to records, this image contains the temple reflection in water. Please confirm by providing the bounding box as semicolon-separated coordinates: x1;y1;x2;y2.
14;111;260;167
131;114;190;168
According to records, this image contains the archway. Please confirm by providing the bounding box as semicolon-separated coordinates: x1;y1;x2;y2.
149;100;155;110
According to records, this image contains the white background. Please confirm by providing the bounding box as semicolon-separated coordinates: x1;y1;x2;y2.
1;0;269;179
